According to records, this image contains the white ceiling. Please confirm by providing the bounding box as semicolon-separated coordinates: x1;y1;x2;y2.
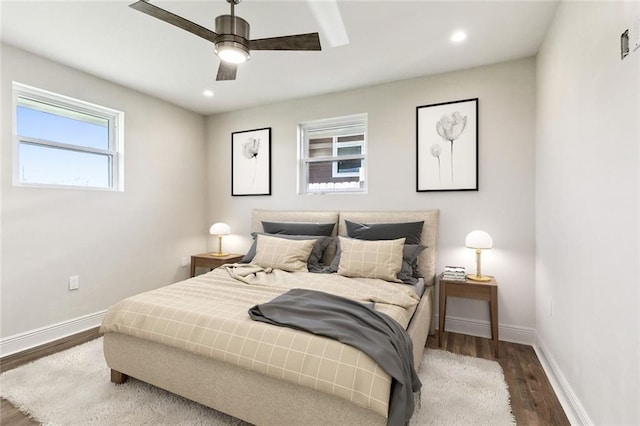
0;0;558;115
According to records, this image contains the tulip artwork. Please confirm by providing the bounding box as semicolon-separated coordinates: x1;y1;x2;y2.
416;98;478;192
232;127;271;196
436;111;467;182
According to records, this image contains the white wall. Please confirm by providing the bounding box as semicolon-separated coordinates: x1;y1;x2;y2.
536;2;640;424
206;58;537;342
0;44;208;341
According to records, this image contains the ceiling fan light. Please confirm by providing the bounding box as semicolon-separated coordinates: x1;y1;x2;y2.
215;42;249;64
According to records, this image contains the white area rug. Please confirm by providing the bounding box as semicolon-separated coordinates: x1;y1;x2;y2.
1;338;515;425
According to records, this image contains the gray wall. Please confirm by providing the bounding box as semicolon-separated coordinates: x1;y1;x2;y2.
536;2;640;424
0;44;208;338
206;57;537;340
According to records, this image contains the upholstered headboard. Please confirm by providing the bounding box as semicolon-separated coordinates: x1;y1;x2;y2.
251;209;439;287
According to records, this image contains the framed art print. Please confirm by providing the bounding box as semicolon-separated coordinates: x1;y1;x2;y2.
232;127;271;196
416;98;478;192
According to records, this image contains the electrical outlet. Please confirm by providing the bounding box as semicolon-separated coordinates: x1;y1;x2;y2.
180;256;190;267
68;275;79;291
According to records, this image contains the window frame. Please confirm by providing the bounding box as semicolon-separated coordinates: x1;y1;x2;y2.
12;82;125;191
298;113;368;195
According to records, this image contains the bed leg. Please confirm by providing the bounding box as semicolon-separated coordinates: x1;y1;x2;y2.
111;369;129;384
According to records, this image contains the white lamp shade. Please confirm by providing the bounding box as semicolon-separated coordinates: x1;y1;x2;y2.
209;222;231;236
465;230;493;249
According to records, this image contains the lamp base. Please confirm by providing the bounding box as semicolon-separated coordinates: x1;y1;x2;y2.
210;252;229;257
466;274;492;282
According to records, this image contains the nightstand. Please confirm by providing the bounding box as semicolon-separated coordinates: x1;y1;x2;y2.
438;274;499;357
190;253;244;277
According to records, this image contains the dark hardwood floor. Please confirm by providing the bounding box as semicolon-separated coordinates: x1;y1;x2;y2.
428;332;570;425
1;331;569;425
1;398;38;426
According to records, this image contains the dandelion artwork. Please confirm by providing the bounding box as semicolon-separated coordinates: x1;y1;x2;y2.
232;127;271;196
430;144;442;183
416;98;478;192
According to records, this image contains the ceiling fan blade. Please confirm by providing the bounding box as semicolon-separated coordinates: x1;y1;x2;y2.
249;33;321;51
129;1;220;44
307;0;349;47
216;62;237;81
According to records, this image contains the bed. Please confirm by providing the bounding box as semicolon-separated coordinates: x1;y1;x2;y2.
101;209;439;425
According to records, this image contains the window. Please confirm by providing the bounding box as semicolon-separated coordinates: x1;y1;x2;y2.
298;114;367;194
13;82;124;191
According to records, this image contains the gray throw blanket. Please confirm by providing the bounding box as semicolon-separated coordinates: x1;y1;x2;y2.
248;288;421;426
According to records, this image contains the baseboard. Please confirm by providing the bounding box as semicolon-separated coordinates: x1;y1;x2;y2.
435;314;536;346
0;310;107;357
534;338;593;426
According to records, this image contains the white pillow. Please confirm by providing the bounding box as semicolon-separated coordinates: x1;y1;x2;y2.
252;234;316;272
337;236;405;282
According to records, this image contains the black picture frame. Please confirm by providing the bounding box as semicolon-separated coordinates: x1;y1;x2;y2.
416;98;478;192
231;127;271;196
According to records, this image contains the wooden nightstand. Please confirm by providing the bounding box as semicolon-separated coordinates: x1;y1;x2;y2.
438;274;499;357
190;253;244;277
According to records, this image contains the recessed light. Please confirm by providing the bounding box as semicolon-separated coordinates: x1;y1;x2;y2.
451;30;467;43
203;90;214;97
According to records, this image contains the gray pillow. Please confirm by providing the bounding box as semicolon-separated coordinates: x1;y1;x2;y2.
262;221;335;237
398;244;427;284
241;233;332;272
345;220;424;245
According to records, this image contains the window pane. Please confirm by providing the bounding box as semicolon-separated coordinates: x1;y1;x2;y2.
337;158;362;174
18;142;111;188
306;160;364;192
337;135;364;143
336;146;362;157
308;137;332;158
17;102;109;150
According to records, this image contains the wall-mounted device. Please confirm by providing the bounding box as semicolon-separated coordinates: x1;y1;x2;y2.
68;275;79;291
621;29;630;60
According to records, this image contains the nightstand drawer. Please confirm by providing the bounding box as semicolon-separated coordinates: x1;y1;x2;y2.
444;281;494;301
190;253;244;277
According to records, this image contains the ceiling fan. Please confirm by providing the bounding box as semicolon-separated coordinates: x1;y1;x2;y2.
130;0;322;81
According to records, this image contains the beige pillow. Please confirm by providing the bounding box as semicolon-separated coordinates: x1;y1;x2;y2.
252;234;316;272
337;236;405;282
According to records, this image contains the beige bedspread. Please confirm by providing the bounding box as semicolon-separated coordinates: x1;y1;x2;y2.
100;265;420;417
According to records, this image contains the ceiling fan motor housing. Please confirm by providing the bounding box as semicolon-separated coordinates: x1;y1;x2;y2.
214;14;250;62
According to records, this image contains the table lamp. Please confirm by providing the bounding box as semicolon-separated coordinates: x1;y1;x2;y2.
209;222;231;256
465;230;493;282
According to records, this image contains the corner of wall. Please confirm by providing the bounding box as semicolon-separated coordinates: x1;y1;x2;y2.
533;336;593;426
